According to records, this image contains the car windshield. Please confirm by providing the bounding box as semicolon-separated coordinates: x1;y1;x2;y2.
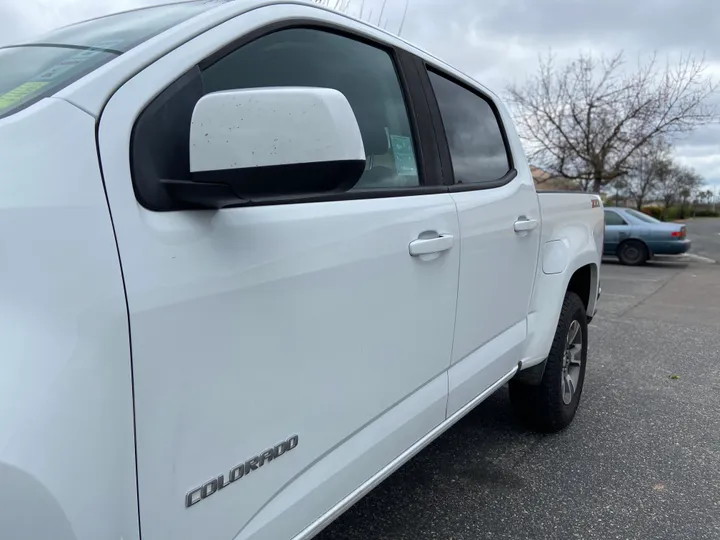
625;208;662;224
0;1;224;119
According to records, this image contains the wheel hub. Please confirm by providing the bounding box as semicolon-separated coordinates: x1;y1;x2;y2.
562;320;583;405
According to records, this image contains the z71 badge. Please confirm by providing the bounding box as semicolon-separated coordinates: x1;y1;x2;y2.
185;434;299;508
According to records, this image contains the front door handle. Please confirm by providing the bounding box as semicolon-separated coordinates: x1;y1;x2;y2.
514;218;539;233
409;234;454;256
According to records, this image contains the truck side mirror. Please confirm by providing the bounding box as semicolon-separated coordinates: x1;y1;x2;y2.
167;86;366;208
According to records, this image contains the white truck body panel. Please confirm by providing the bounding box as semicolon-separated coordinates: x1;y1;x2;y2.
0;2;603;539
94;9;459;538
445;97;542;415
0;99;139;540
520;192;604;369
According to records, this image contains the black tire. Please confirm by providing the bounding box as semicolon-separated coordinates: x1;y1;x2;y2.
617;240;648;266
509;291;588;433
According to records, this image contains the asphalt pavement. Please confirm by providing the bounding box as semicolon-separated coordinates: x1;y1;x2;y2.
317;256;720;540
683;217;720;262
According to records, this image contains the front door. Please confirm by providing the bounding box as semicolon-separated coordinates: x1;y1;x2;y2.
98;7;460;540
422;67;543;415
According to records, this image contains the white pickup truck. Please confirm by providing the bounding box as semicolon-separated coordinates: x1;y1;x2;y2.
0;1;603;539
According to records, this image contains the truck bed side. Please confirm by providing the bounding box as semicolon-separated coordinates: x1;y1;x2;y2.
520;192;604;370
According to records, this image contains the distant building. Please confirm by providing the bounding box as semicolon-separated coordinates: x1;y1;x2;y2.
530;166;583;191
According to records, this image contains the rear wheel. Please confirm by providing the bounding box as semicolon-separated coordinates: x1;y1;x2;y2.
617;240;648;266
509;291;588;433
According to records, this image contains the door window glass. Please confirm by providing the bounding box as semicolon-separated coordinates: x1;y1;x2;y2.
428;70;510;185
625;208;660;224
202;29;420;189
604;210;628;226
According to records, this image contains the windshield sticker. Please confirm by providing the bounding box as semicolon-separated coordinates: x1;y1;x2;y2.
34;42;122;82
0;41;123;113
0;81;49;110
389;134;418;176
35;60;84;82
93;39;125;50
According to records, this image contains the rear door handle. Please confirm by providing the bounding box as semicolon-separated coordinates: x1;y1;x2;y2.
514;218;539;233
409;234;454;256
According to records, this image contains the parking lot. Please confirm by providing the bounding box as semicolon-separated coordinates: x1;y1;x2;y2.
319;220;720;540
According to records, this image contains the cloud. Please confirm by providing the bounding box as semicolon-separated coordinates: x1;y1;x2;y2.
1;0;719;186
0;0;157;45
399;0;720;186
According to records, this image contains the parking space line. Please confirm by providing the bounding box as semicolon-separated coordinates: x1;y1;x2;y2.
601;276;662;283
684;253;717;263
602;293;637;298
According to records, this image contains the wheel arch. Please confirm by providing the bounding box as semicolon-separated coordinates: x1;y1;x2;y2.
567;263;599;316
518;257;600;383
509;289;588;431
616;237;652;257
0;461;77;539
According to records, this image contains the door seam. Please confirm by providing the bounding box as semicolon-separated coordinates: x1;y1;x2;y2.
445;193;463;418
88;101;144;540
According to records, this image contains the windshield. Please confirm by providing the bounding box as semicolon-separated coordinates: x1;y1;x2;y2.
625;208;662;224
0;1;223;119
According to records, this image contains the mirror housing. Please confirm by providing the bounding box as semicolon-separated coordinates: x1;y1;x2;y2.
168;87;366;208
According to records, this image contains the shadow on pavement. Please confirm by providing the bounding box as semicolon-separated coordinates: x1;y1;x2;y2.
602;256;689;269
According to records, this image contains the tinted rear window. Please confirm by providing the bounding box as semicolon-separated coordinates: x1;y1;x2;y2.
604;210;627;226
0;1;223;119
625;208;661;224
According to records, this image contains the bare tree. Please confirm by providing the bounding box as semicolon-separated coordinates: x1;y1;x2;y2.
311;0;353;13
624;138;671;209
653;161;703;219
654;159;678;217
701;189;715;205
607;178;628;206
397;0;411;36
676;166;703;218
507;51;717;193
312;0;410;33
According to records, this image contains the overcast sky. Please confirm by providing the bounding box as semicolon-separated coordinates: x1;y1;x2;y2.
2;0;720;189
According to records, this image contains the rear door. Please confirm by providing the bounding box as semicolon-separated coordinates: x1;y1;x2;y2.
603;209;631;253
419;64;542;416
97;6;460;540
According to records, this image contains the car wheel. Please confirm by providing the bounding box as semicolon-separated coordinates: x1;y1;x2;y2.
509;291;588;433
617;240;648;266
